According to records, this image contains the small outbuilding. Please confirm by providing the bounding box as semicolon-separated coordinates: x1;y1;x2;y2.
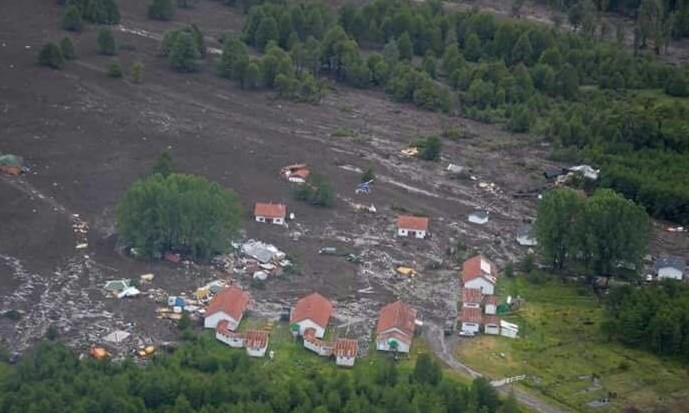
333;338;359;367
468;210;489;225
483;315;501;335
254;203;287;225
244;330;269;357
500;320;519;338
654;256;686;280
516;224;537;246
484;295;498;315
396;215;429;239
460;307;482;335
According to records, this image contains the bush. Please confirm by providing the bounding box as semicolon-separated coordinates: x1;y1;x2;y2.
177;0;196;7
38;42;65;69
61;5;84;32
414;135;442;161
131;61;144;83
148;0;175;21
108;60;123;78
168;32;200;72
442;126;463;140
97;28;117;55
293;172;334;207
60;37;77;60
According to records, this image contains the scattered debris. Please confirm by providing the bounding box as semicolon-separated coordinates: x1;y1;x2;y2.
569;164;599;180
281;163;310;183
104;279;131;294
0;153;23;176
164;251;182;264
468;210;489;225
355;179;374;195
89;346;110;360
117;286;141;299
396;266;417;278
103;330;131;343
139;273;155;283
400;147;418;157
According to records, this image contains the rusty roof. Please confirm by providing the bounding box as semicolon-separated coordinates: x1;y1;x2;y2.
333;338;358;357
484;295;499;305
396;215;429;231
376;301;417;340
244;330;269;349
290;292;332;329
462;254;498;283
254;203;286;218
206;286;250;322
460;307;482;324
483;315;501;326
462;288;484;304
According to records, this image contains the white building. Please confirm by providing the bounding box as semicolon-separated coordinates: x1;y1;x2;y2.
244;330;269;358
516;224;537;246
468;210;489;225
215;320;244;348
303;329;333;356
655;256;685;280
254;203;287;225
461;288;483;308
500;320;519;339
334;338;358;367
375;301;417;353
460;307;482;335
484;296;498;315
484;316;500;335
462;255;498;296
396;215;429;239
204;286;251;330
290;292;332;339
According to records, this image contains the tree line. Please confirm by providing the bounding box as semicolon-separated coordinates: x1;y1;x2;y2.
0;339;520;413
603;280;689;361
535;188;649;276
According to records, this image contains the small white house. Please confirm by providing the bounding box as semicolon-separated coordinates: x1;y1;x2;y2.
375;301;417;353
500;320;519;339
516;224;537;246
460;307;482;335
462;255;498;296
484;316;500;335
290;292;333;339
654;256;685;280
244;330;269;358
254;203;287;225
204;286;250;330
468;210;489;225
215;321;244;348
484;296;498;315
396;215;429;239
303;330;333;356
333;338;358;367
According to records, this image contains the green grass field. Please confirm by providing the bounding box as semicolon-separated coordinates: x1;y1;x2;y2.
455;274;689;412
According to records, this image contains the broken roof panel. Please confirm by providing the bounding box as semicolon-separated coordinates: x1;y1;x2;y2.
654;256;686;272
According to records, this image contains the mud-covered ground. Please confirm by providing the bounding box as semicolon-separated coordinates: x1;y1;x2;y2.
1;0;687;358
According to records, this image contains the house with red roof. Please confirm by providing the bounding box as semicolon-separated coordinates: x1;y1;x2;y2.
484;295;499;315
333;338;359;367
483;315;501;335
303;328;333;356
396;215;429;239
375;301;418;353
204;286;251;331
254;203;287;225
281;164;310;183
461;288;483;308
244;330;270;357
462;255;498;295
460;307;482;335
290;292;333;339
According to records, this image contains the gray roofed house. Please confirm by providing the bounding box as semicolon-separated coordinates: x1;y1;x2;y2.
654;256;686;280
468;210;489;224
516;224;537;246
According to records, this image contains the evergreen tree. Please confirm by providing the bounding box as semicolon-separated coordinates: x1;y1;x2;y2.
38;42;65;69
243;60;260;89
61;5;84;32
412;354;442;386
60;36;77;60
361;167;375;183
397;32;413;60
131;61;144;83
108;60;123;78
464;33;482;62
150;151;173;177
256;17;279;52
97;28;117;55
422;51;437;78
168;32;200;72
382;39;400;63
148;0;175;21
510;33;533;65
84;0;107;24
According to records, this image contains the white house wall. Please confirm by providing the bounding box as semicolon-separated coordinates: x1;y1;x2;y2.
464;278;495;295
376;338;411;353
336;356;356;367
485;304;497;315
246;346;268;358
658;267;683;280
215;332;244;348
295;318;326;338
204;312;240;330
461;322;480;334
484;325;500;335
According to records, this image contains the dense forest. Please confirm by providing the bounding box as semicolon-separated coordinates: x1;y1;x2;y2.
0;338;520;413
603;280;689;360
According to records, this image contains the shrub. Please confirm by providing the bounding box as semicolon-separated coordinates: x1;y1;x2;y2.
60;37;77;60
131;61;143;83
414;135;442;161
108;60;123;78
38;42;65;69
148;0;175;21
61;5;84;32
97;28;117;55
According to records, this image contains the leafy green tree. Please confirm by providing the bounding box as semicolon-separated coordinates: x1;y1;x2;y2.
131;61;144;83
60;36;77;60
150;151;173;177
97;28;117;55
169;32;200;72
397;32;413;60
84;0;107;24
243;60;260;89
556;63;578;99
102;0;120;23
535;188;585;270
415;135;442;161
62;5;84;32
108;60;122;78
148;0;175;21
38;42;65;69
463;33;482;62
116;173;242;261
442;44;464;76
218;35;249;79
422;51;437;78
506;104;533;132
412;354;442;386
467;78;494;109
361;167;375;183
256;17;279;52
510;33;533;65
664;70;689;96
383;39;400;63
294;172;334;207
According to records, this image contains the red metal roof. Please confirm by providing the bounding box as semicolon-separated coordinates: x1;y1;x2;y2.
484;295;499;305
254;203;286;219
396;215;429;231
462;288;483;304
244;330;269;349
206;286;250;322
462;255;498;283
460;307;482;324
483;315;501;326
290;168;310;180
333;338;358;357
376;301;417;342
215;320;242;338
290;292;332;329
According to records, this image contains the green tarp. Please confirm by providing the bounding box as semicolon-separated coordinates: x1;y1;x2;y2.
0;154;23;167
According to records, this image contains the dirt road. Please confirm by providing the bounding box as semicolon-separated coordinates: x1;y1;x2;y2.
424;323;570;413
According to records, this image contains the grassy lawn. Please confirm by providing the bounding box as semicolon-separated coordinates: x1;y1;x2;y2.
455;274;689;412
